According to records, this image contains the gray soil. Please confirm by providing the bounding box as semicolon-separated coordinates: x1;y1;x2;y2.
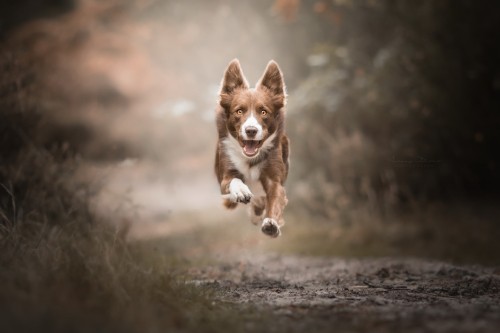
190;254;500;333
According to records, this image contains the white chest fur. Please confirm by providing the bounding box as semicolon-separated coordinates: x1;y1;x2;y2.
222;136;266;196
222;136;262;181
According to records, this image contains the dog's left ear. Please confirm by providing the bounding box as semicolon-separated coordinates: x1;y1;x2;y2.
256;60;287;108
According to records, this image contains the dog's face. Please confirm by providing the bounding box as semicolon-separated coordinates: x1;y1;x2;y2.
219;60;286;158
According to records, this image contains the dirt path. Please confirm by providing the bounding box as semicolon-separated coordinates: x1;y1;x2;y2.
87;158;500;332
189;254;500;332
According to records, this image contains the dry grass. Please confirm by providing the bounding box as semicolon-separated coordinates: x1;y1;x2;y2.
0;64;259;333
0;136;275;333
0;149;197;332
0;224;256;332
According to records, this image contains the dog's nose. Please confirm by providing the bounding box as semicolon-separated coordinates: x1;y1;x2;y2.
245;126;258;138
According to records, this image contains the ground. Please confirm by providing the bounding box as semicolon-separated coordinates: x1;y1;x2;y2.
90;159;500;332
189;253;500;332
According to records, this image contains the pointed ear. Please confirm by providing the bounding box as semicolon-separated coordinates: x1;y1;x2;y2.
219;59;249;109
220;59;249;95
256;60;286;107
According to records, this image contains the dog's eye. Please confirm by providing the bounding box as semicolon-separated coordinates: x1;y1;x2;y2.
236;109;243;115
261;109;267;116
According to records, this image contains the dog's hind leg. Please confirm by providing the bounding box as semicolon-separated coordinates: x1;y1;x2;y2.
223;199;238;209
249;196;266;225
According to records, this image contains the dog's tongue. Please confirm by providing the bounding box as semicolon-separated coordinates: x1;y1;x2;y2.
243;141;258;155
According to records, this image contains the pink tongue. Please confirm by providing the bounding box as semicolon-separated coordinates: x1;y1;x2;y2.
244;141;258;155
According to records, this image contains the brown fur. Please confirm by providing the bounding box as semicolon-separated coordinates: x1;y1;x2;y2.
214;59;289;237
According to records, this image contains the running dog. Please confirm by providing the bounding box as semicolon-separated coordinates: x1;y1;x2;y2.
214;59;289;238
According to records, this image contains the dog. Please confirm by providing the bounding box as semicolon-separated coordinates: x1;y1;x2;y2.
214;59;289;238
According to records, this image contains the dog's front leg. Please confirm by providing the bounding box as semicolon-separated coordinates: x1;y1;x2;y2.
221;176;253;206
261;181;288;238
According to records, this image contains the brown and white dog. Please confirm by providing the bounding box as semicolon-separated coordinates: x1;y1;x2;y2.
214;59;289;238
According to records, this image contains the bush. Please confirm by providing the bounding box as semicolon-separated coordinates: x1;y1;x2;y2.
287;1;500;220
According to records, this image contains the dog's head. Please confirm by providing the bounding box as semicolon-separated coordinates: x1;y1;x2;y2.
219;59;286;158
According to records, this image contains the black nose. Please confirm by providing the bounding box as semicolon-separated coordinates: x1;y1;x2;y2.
245;126;258;138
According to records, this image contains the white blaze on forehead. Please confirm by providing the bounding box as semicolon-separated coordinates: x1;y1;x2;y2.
241;111;263;140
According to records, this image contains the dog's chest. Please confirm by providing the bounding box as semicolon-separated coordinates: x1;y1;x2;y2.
222;137;266;195
239;163;261;182
226;149;263;182
231;156;265;196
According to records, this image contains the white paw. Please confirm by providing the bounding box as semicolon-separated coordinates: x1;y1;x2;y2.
227;178;253;204
261;218;281;238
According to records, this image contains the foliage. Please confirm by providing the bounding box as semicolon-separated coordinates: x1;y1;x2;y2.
288;0;500;218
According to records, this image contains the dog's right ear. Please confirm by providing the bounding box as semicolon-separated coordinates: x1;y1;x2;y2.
219;59;248;109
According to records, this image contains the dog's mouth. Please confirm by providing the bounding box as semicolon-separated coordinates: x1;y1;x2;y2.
241;140;262;157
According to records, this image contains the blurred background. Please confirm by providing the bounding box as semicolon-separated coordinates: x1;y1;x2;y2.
2;0;500;264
